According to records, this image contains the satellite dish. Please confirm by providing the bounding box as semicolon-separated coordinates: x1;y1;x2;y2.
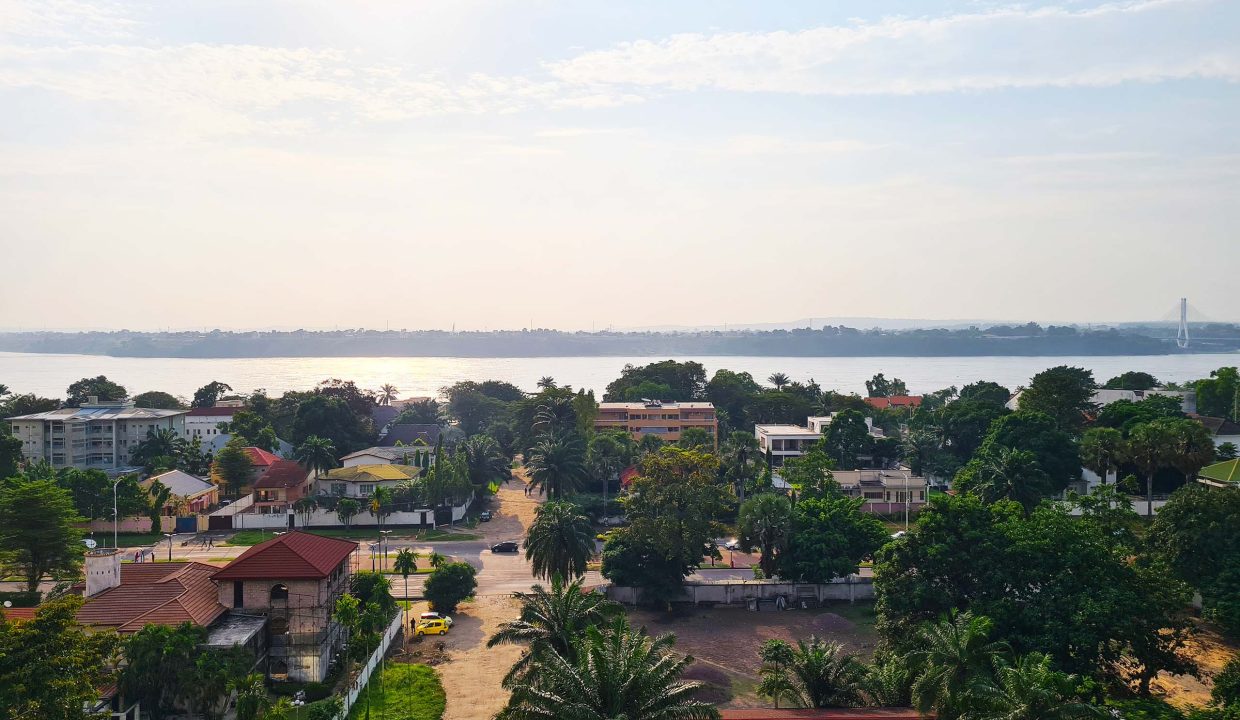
3;601;11;608
83;538;98;549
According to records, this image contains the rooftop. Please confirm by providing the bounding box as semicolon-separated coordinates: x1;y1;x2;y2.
863;396;922;410
341;446;432;462
378;423;441;447
243;447;281;467
320;463;422;483
1199;458;1240;485
212;530;356;581
254;459;310;489
7;401;186;422
143;469;215;498
205;612;267;648
76;562;226;633
598;401;715;410
755;424;823;437
186;406;242;417
1193;415;1240;437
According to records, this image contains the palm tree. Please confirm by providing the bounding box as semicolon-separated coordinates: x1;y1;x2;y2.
229;673;270;720
526;433;587;500
487;575;623;685
368;486;393;531
737;493;792;578
1079;427;1125;486
292;496;317;525
534;397;578;436
971;447;1048;512
393;548;418;620
294;435;337;479
498;616;717;720
768;372;791;391
524;501;594;581
1126;419;1177;517
460;434;512;492
378;384;398;406
336;497;361;529
758;637;868;708
963;653;1104;720
864;655;913;708
721;431;760;501
908;611;1010;719
428;551;447;569
537;376;558;390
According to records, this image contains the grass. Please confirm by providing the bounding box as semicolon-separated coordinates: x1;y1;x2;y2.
82;531;169;547
346;663;445;720
225;528;481;546
381;568;435;575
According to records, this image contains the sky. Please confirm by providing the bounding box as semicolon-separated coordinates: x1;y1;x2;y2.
1;0;1238;331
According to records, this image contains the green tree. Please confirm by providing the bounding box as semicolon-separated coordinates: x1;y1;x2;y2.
487;575;623;686
967;411;1081;494
720;430;761;500
958;381;1012;407
231;673;269;720
443;387;510;436
460;434;511;493
497;616;717;720
821;409;871;470
1127;419;1179;516
604;360;708;402
335;497;361;528
867;373;909;398
0;477;83;593
65;375;127;406
0;595;121;720
939;399;1010;464
121;621;248;720
393;548;418;616
423;561;477;614
1166;417;1219;484
291;394;373;455
737;493;793;578
524;500;594;581
768;372;791;390
378;383;398;406
758;637;868;709
396;398;444;426
211;439;253;498
1096;395;1185;433
1080;426;1126;484
678;426;713;451
1017;366;1096;432
1213;655;1240;708
777;494;889;583
746;391;816;426
525;433;587;499
130;390;186;409
1104;371;1160;391
191;381;234;408
955;447;1050;512
705;369;762;434
966;652;1103;720
908;611;1008;719
294;435;337;478
222;410;280;451
1067;483;1140;552
0;431;24;480
1218;442;1239;462
1195;367;1239;422
0;393;60;417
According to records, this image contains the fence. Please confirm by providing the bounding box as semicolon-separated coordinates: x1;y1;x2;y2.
231;508;437;530
606;575;875;606
337;610;405;719
78;516;182;534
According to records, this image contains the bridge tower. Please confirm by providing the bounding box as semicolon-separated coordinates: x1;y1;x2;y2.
1176;297;1190;349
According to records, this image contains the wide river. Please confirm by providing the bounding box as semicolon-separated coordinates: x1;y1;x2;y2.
1;352;1236;400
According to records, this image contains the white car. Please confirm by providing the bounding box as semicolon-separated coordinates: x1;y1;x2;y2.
419;612;453;627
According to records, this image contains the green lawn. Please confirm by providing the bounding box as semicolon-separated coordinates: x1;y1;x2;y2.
225;528;480;546
346;663;445;720
85;531;169;547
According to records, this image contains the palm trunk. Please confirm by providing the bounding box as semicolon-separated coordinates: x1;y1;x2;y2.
1146;473;1154;517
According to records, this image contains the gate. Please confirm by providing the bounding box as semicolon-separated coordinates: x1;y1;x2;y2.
208;515;234;532
175;516;198;534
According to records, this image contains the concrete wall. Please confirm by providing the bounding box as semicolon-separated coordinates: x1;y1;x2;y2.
79;516;180;534
232;508;437;530
607;576;875;606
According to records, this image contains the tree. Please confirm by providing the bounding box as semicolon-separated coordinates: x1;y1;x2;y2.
396;398;444;426
1148;484;1240;624
443;387;510;436
1195;367;1239;422
867;373;908;398
378;383;398;406
967;411;1080;495
292;394;372;455
423;561;477;614
1096;395;1185;433
0;431;22;479
487;575;623;686
537;376;557;389
678;426;713;451
0;477;83;593
130;390;186;409
705;369;762;434
768;372;791;390
1218;442;1239;462
336;497;361;529
1104;371;1160;391
1213;655;1240;708
1166;418;1218;484
211;439;253;498
908;611;1009;719
1017;366;1096;432
0;393;60;417
393;548;418;617
955;447;1050;512
1080;427;1125;484
368;486;393;533
525;433;587;499
821;409;871;470
958;381;1012;407
121;621;248;720
497;616;717;720
604;360;708;402
231;673;270;720
966;653;1104;720
0;595;121;720
223;410;280;451
460;434;510;493
758;637;868;709
524;501;594;581
65;375;127;406
939;399;1010;463
737;493;793;578
720;431;760;500
294;435;337;478
191;381;233;408
746;391;816;426
777;495;889;583
1126;419;1179;516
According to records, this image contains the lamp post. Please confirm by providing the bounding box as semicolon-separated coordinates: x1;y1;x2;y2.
380;529;392;567
163;532;173;562
902;471;911;532
112;477;124;549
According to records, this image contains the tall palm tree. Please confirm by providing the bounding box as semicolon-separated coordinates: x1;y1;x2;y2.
971;447;1048;512
524;501;594;581
1079;427;1125;486
428;551;447;568
963;653;1104;720
488;575;622;685
537;376;558;390
737;493;792;578
378;384;398;406
526;434;587;500
534;397;578;437
1126;419;1177;517
460;434;512;492
393;548;418;621
909;611;1010;719
768;372;791;391
498;616;717;720
758;637;869;709
721;431;760;501
294;435;337;478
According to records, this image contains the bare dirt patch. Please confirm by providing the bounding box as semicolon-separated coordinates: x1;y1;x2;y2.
1155;619;1240;710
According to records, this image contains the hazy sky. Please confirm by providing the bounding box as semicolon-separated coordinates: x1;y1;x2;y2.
2;0;1238;331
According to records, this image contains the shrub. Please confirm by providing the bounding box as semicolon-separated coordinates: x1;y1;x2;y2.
423;562;476;614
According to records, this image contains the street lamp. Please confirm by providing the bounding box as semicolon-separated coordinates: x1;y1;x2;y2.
901;471;911;532
163;532;174;562
112;477;124;549
380;530;393;565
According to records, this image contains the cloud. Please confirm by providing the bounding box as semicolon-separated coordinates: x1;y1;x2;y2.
547;0;1239;95
0;0;138;41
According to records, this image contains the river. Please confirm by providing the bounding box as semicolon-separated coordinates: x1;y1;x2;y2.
1;351;1236;400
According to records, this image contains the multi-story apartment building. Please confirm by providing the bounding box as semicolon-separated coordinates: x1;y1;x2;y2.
184;404;241;442
754;424;823;467
7;397;187;473
594;400;717;445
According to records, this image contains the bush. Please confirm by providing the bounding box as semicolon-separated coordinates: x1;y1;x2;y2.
0;590;40;608
1215;655;1240;708
270;680;332;702
422;562;476;614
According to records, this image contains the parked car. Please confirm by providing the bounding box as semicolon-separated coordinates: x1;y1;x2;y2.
490;540;520;553
419;612;453;627
479;511;492;522
414;618;450;637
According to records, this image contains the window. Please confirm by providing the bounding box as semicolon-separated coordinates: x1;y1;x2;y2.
270;584;289;601
331;483;347;496
359;483;374;496
233;581;244;607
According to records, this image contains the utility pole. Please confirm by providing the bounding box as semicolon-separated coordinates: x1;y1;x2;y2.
112;477;124;549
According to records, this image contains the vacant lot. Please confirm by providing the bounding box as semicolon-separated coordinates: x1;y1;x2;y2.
1156;619;1240;710
627;602;880;708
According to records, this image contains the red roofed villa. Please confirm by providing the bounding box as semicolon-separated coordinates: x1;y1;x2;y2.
863;395;923;410
253;459;312;515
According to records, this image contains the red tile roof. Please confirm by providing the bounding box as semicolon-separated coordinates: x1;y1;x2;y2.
212;531;356;581
255;459;310;489
863;396;923;410
187;406;241;416
0;606;38;621
243;447;281;467
720;711;928;719
76;562;226;633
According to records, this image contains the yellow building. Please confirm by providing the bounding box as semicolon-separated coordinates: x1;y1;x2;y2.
594;400;717;445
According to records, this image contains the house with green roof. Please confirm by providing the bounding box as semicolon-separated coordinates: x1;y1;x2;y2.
1198;458;1240;488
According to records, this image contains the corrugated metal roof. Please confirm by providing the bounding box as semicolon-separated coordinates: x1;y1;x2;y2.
321;464;421;483
212;531;356;581
144;469;214;498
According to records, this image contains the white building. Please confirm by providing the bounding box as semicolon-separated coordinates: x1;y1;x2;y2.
807;414;885;439
1006;388;1192;412
754;424;823;468
7;398;186;472
340;445;434;469
184;405;241;443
